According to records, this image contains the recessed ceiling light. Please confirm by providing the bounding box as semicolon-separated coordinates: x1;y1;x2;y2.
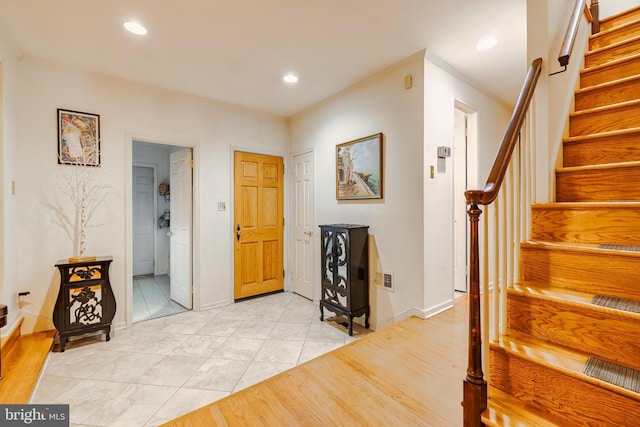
283;73;299;84
124;21;148;36
476;36;497;51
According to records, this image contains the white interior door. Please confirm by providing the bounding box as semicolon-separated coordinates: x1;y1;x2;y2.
291;151;315;300
454;107;469;293
133;166;155;276
170;149;193;309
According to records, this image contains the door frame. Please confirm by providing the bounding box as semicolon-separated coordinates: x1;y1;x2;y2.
229;146;289;303
452;100;478;295
125;134;200;327
289;149;317;301
132;163;158;276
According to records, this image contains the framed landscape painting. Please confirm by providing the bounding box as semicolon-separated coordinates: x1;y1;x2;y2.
336;133;383;200
58;109;101;166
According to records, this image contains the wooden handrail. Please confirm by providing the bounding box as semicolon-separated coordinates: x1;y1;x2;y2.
462;57;542;427
479;58;543;205
558;0;600;68
559;0;587;67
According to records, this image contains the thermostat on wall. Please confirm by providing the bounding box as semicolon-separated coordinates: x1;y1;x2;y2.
437;146;451;159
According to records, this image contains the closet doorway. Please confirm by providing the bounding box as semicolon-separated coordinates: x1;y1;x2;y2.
132;141;193;322
453;102;477;294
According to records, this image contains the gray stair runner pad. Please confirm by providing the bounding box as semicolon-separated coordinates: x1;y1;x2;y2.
598;244;640;252
583;357;640;394
592;295;640;314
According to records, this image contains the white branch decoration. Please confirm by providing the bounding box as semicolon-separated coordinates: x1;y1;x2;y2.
56;153;111;257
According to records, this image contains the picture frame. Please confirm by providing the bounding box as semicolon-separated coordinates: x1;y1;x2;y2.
336;133;383;200
58;109;101;166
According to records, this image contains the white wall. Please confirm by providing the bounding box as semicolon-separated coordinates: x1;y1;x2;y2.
423;56;512;313
289;51;511;329
15;58;288;333
600;0;638;18
0;27;21;331
548;0;591;170
289;53;426;329
526;0;592;203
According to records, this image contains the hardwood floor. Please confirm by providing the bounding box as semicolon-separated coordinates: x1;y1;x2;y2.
162;295;468;426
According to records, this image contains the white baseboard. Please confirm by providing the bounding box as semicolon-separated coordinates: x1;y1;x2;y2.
1;311;24;336
376;299;455;330
113;321;127;331
199;299;232;311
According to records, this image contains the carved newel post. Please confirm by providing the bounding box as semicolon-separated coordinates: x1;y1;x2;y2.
463;189;487;427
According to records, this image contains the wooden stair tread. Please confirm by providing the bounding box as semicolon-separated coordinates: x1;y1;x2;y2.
563;126;640;143
530;202;640;246
522;239;633;253
584;33;640;69
524;239;640;253
495;332;640;401
580;52;640;88
483;387;566;427
570;97;640;117
575;73;640;94
557;159;640;173
574;73;640;111
0;330;56;404
532;201;640;209
586;33;640;57
591;16;640;41
510;283;640;318
581;51;640;75
508;283;640;371
497;332;587;373
600;5;640;31
589;18;640;49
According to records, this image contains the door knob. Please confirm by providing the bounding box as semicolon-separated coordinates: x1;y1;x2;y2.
304;231;312;237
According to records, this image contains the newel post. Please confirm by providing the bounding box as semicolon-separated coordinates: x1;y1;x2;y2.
463;190;487;427
590;0;600;34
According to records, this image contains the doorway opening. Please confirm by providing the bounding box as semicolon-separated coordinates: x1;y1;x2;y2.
132;140;193;322
453;102;477;294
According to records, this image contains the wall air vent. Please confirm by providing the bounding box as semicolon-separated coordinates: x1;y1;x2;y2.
383;272;394;291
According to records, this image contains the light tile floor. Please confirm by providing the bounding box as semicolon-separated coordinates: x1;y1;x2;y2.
133;275;188;322
32;292;371;427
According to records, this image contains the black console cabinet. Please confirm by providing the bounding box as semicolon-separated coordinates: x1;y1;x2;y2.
319;224;369;335
53;257;116;351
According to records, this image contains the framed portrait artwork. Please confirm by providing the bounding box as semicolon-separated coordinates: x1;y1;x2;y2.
58;109;101;166
336;133;383;200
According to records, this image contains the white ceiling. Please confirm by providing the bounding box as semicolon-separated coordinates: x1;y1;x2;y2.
0;0;526;117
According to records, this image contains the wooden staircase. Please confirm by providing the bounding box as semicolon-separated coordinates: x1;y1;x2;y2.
482;6;640;426
0;319;56;403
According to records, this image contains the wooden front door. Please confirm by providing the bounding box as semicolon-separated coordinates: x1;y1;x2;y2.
234;151;284;300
